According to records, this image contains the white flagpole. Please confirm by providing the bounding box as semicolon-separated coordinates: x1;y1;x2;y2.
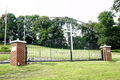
4;8;7;46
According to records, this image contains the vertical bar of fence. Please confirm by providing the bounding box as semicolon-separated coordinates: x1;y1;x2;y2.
50;41;52;61
33;45;35;59
31;45;32;58
32;45;33;58
25;45;27;64
101;49;103;60
88;43;90;60
39;48;41;58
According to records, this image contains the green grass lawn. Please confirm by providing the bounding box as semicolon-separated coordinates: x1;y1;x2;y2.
0;43;11;61
0;44;120;80
0;54;10;61
111;52;120;61
111;49;120;53
0;61;120;80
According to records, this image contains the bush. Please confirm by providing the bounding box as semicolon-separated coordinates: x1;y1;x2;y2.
0;46;10;52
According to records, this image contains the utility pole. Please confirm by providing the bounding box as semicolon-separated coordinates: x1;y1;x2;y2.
64;23;73;61
23;16;26;41
70;24;73;61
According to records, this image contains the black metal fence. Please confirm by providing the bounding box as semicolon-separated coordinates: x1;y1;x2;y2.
26;38;102;62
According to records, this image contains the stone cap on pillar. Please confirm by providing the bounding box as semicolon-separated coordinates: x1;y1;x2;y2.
10;38;26;44
100;44;111;48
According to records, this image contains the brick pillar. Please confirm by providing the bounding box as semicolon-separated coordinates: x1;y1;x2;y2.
10;39;26;66
100;45;111;61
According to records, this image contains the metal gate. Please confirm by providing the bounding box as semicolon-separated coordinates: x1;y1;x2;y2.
25;38;102;62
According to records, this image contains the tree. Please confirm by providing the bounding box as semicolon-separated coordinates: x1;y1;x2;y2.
96;11;120;48
78;21;98;46
112;0;120;12
73;36;88;49
0;17;4;42
0;13;17;42
16;15;39;43
51;17;65;39
98;11;115;26
7;13;17;41
32;16;52;43
116;17;120;47
25;15;39;43
16;16;25;40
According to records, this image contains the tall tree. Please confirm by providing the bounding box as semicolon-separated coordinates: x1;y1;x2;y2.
16;15;39;43
7;13;17;41
51;17;65;39
112;0;120;48
25;15;39;43
0;13;17;42
78;21;98;46
117;17;120;46
32;16;52;42
0;16;4;42
96;11;120;48
16;16;24;40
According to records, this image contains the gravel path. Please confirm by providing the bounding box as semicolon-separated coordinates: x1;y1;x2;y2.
0;59;10;64
0;57;59;64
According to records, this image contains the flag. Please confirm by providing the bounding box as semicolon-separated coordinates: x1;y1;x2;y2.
4;9;7;23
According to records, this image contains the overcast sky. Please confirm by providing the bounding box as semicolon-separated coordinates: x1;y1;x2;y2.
0;0;118;23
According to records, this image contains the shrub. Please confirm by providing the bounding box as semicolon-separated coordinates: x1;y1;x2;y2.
0;46;10;52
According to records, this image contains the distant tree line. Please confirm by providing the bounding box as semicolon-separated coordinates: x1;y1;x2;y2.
0;0;120;49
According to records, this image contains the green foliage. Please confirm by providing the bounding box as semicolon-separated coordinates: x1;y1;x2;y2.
112;0;120;12
16;16;25;40
73;36;87;49
51;17;65;39
79;21;99;46
0;18;4;41
0;46;10;52
17;15;39;43
32;16;52;42
98;11;115;26
96;11;120;48
0;13;18;42
0;11;120;49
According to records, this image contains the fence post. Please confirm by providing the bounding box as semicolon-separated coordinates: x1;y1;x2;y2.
50;41;52;61
10;38;26;66
100;45;111;61
25;45;27;64
101;48;103;60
